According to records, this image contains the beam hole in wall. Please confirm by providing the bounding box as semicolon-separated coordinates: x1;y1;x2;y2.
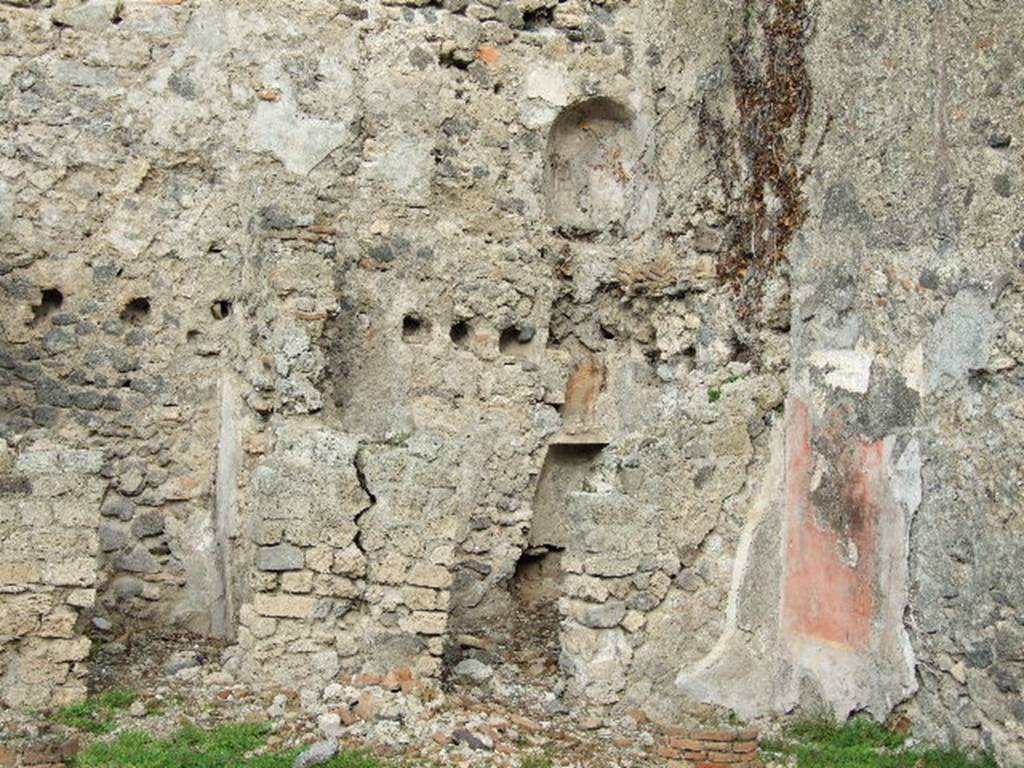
513;548;563;607
499;323;535;358
450;320;471;348
31;288;64;324
402;314;428;343
504;546;564;680
211;299;233;320
544;97;655;239
120;297;151;324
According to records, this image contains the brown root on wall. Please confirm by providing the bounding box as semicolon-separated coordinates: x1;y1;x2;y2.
701;0;814;306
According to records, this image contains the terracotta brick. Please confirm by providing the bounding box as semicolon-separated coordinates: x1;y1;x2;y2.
691;729;737;742
0;747;16;767
655;746;680;759
351;673;383;687
732;740;758;753
736;728;759;741
626;707;650;724
682;751;708;761
669;737;704;751
707;751;745;763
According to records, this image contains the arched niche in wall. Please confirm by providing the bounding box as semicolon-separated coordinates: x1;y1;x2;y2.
544;97;656;239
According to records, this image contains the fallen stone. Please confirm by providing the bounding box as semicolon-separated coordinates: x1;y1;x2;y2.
452;728;494;751
129;700;146;717
267;693;288;719
317;712;343;738
293;739;338;768
164;650;201;675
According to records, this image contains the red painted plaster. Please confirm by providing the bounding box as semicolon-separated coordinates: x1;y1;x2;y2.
782;400;888;650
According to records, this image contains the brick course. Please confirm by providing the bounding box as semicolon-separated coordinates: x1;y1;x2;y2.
657;727;762;768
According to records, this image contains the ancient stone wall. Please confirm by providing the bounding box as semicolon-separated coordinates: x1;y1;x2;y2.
0;440;102;708
1;0;1022;765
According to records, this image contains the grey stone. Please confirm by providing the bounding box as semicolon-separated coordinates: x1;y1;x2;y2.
577;601;627;629
164;650;201;675
294;740;339;768
112;575;144;598
452;728;493;751
117;544;160;574
257;543;305;572
118;467;146;497
99;522;130;552
131;510;165;538
452;658;493;684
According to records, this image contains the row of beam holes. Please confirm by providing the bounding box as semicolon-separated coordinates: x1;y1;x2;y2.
30;287;232;346
29;290;149;325
403;314;536;357
30;290;151;326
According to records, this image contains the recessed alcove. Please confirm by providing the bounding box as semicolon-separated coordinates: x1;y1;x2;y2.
544;97;656;238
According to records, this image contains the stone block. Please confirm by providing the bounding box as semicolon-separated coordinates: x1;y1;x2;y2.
0;593;50;636
399;610;447;636
282;570;314;593
257;543;305;572
331;544;366;577
38;606;77;638
254;593;315;619
0;561;40;585
406;563;452;589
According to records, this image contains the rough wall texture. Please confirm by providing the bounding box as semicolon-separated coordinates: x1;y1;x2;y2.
0;441;101;708
0;0;1022;764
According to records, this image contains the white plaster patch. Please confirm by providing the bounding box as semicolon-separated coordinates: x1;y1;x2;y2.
523;64;571;106
901;343;924;394
250;100;350;176
364;137;433;207
926;290;995;391
808;347;874;393
888;437;922;515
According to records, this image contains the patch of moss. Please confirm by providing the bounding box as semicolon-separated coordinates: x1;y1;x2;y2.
74;723;396;768
52;688;137;734
762;716;997;768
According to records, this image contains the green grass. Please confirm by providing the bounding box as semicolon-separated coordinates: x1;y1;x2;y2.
518;752;553;768
52;688;137;734
763;716;998;768
74;722;393;768
707;387;722;402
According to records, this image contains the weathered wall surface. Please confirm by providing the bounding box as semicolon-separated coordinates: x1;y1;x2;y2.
0;0;1021;764
0;441;102;708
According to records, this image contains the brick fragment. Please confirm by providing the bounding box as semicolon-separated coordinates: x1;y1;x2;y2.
669;737;703;751
707;751;746;763
692;729;737;742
